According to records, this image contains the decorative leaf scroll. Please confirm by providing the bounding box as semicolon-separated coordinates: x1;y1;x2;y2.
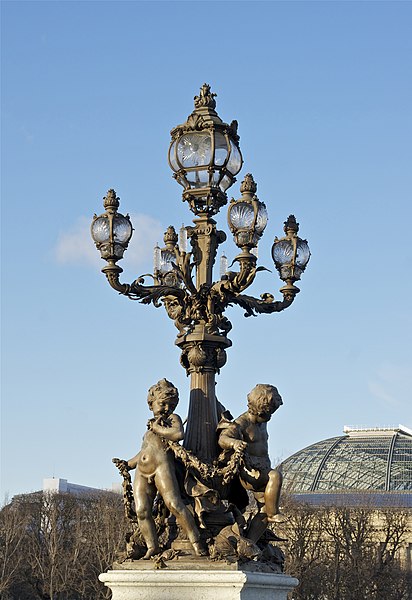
103;253;295;339
231;293;294;318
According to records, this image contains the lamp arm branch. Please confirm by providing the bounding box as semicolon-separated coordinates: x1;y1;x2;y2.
232;263;270;293
101;264;132;295
101;263;187;309
211;262;270;301
173;248;197;294
230;290;296;318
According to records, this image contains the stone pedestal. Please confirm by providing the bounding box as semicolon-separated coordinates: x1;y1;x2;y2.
99;568;298;600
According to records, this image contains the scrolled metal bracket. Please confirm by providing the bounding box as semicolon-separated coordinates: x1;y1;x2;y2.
231;290;296;318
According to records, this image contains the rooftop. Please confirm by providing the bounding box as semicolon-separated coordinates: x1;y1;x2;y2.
282;425;412;506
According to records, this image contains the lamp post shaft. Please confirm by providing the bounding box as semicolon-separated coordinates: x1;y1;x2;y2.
190;216;223;287
179;215;228;462
185;371;219;462
179;326;230;463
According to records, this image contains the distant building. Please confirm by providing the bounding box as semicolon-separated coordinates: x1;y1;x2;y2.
282;425;412;507
281;426;412;571
42;477;121;495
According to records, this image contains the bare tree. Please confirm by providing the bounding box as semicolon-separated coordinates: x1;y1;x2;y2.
73;493;128;599
0;491;127;600
278;497;327;600
279;499;411;600
0;499;30;599
1;491;410;600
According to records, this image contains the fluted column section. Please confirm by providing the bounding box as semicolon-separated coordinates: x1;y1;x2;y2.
184;371;219;463
177;325;231;463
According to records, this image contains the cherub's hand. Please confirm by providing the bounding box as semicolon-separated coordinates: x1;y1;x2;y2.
232;440;247;452
112;458;129;471
151;419;166;434
152;417;172;433
151;420;160;434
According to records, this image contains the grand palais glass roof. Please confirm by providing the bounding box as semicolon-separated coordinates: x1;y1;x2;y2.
282;426;412;505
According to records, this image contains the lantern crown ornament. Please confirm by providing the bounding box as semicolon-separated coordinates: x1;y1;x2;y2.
168;84;243;216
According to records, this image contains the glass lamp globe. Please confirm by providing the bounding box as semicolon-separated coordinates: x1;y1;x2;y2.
91;190;133;261
154;245;175;275
229;202;255;230
153;226;181;286
255;204;268;234
227;174;268;250
169;131;242;193
91;216;110;244
159;249;175;273
272;215;310;283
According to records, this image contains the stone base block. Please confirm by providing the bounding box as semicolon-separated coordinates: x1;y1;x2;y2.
99;569;298;600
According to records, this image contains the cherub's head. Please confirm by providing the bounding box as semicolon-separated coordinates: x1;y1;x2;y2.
147;379;179;417
247;384;283;423
163;296;182;321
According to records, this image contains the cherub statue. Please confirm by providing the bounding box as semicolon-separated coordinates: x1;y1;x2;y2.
122;379;206;559
217;384;285;541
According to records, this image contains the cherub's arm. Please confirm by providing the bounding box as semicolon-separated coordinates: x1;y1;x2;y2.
126;453;140;470
218;421;247;452
150;413;184;442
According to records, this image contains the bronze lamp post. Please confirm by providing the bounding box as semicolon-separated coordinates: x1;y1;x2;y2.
91;84;310;464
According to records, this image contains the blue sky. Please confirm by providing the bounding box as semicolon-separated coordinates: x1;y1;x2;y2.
2;0;411;500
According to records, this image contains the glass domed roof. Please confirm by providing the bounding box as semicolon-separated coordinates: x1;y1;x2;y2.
282;426;412;495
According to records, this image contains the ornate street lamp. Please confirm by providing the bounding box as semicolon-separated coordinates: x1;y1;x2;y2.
168;83;242;216
91;189;133;261
272;214;311;295
228;173;268;251
91;84;310;463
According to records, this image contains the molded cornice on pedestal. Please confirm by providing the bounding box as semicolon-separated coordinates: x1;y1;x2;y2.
99;569;298;600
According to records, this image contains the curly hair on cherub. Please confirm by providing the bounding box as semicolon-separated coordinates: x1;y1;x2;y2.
247;383;283;415
147;378;179;409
